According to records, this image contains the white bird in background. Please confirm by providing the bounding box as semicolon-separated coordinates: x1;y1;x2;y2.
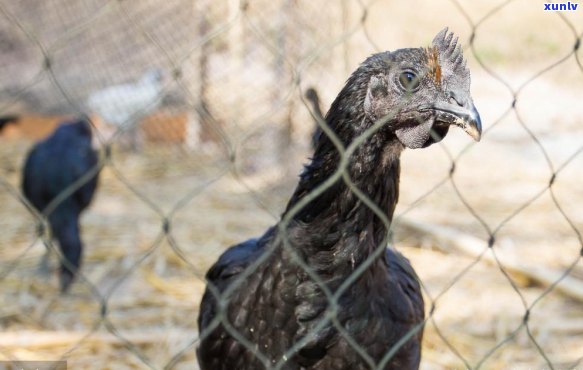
87;68;164;150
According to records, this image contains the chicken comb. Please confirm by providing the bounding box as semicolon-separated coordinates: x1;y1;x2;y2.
426;46;442;87
430;27;469;82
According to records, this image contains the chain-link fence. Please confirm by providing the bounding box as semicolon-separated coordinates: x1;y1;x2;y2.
1;0;582;369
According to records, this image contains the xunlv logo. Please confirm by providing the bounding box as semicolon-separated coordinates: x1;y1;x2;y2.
544;2;579;10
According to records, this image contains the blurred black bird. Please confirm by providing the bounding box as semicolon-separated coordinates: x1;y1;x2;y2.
198;28;481;370
22;119;100;292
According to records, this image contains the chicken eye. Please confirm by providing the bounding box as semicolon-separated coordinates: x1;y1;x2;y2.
399;71;420;92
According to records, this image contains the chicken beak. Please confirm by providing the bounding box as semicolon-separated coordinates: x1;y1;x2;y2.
463;105;482;142
432;101;482;142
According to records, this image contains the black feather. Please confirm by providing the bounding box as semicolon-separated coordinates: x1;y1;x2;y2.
305;87;325;151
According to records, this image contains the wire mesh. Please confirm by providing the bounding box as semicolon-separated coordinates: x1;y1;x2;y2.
0;0;582;369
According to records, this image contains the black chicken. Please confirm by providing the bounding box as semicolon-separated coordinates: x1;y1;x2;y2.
198;28;481;370
22;119;99;292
